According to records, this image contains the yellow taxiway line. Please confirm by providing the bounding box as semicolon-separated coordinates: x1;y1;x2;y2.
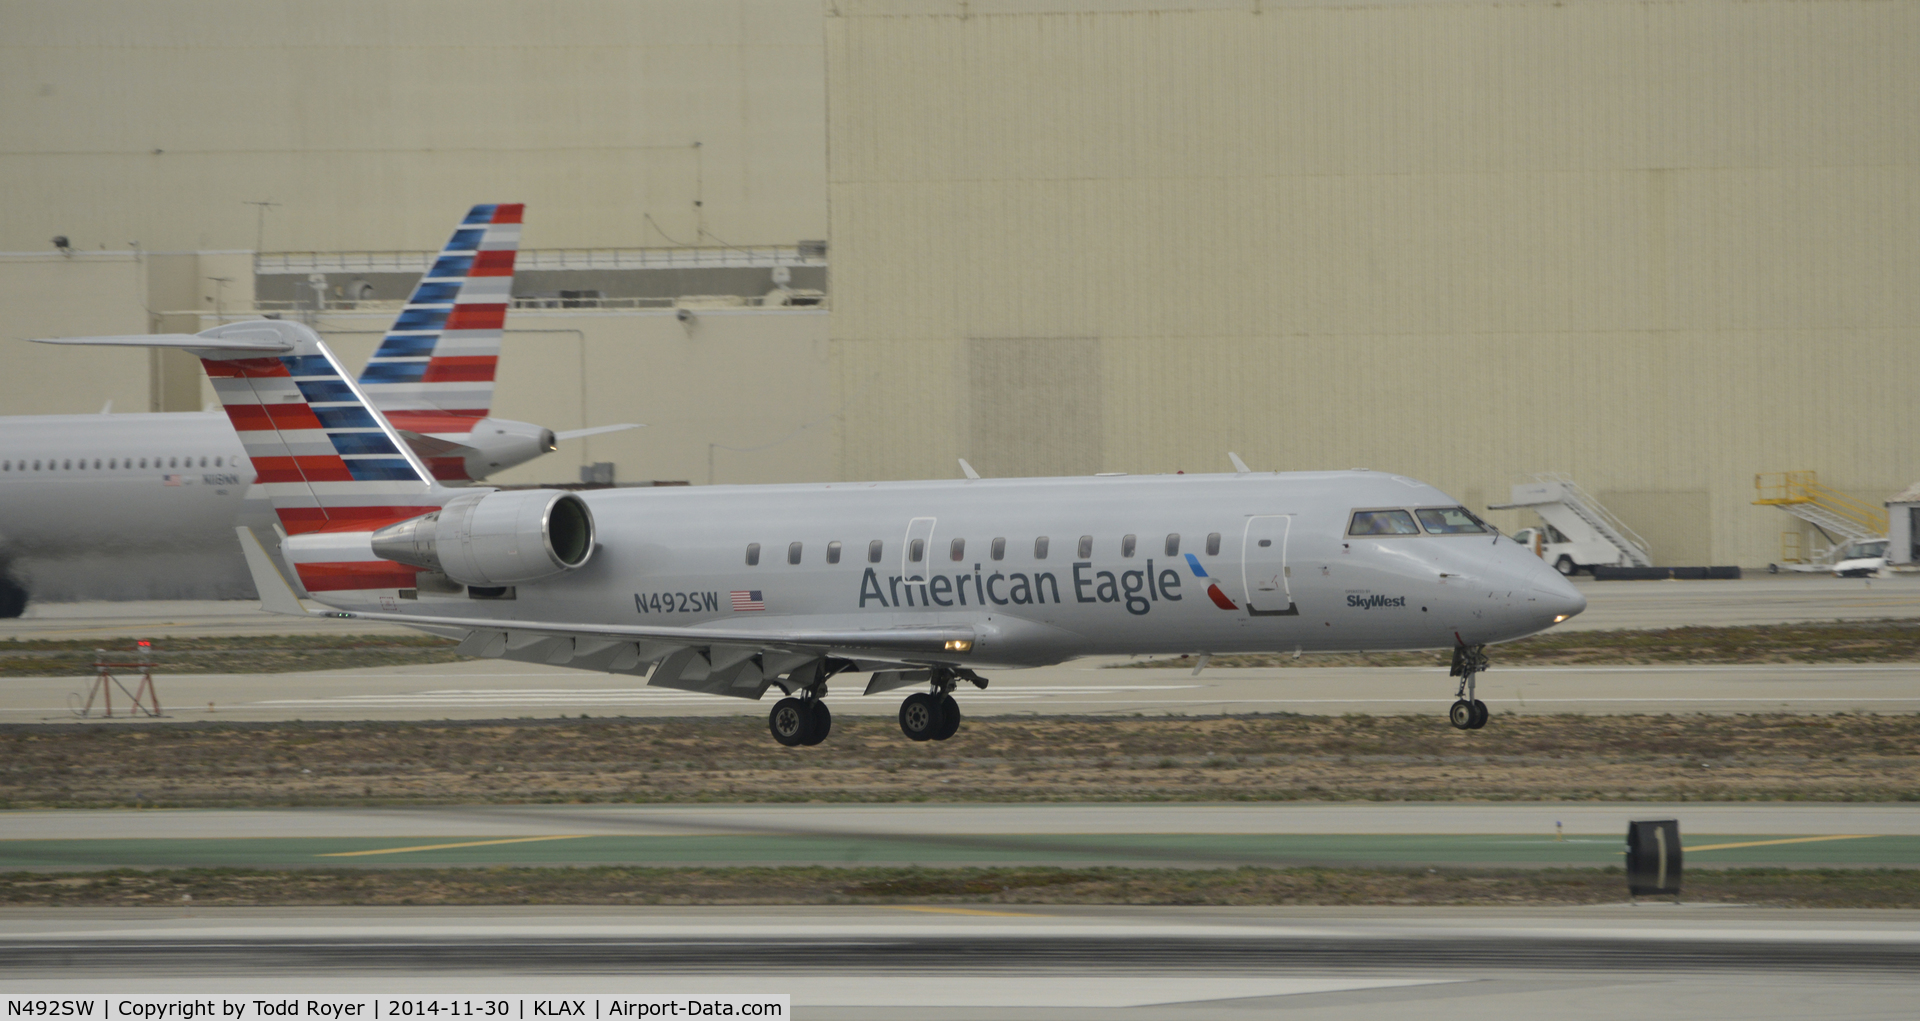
1684;835;1876;853
318;835;591;857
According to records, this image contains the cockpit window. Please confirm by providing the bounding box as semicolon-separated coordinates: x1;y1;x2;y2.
1416;507;1489;534
1349;509;1420;535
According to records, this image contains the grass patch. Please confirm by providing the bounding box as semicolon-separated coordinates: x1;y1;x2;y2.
4;865;1916;909
2;713;1913;808
0;635;466;677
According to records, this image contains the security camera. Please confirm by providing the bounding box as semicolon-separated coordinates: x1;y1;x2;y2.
676;308;693;324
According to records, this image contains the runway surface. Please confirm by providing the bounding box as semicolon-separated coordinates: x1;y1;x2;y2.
5;658;1917;722
6;804;1915;869
2;905;1916;1019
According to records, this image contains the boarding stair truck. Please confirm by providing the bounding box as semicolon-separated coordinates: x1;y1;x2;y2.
1752;472;1888;573
1489;473;1654;576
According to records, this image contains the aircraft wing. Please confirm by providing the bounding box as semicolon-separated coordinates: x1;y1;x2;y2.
236;527;966;699
333;606;971;699
554;423;644;441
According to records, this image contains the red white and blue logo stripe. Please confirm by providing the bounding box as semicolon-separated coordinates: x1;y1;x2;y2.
358;203;522;441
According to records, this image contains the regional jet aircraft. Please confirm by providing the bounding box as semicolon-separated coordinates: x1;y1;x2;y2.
43;322;1586;742
0;204;634;614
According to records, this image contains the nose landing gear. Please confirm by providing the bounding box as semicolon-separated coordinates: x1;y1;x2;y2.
1449;642;1489;730
898;667;985;742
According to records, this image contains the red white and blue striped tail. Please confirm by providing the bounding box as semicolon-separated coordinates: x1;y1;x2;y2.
357;203;523;437
191;320;440;539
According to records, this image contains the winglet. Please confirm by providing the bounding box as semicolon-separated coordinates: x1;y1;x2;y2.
234;526;312;617
1228;452;1251;474
958;458;981;480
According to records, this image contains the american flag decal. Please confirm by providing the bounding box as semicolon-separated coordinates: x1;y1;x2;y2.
730;590;765;612
162;475;185;486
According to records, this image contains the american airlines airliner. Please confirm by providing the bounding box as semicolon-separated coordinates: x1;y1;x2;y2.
0;205;633;613
42;320;1585;744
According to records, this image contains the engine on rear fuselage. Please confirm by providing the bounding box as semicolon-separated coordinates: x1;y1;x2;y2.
371;489;595;586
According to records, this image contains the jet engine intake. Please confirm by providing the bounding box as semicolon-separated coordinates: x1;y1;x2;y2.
371;489;595;586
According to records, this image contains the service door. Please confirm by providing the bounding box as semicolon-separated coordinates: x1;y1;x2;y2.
1240;515;1299;616
901;516;938;585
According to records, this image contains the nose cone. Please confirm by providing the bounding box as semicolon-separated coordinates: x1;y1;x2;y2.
1531;567;1587;624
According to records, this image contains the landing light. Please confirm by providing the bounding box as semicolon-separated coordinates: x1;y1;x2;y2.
1553;614;1569;623
945;639;973;652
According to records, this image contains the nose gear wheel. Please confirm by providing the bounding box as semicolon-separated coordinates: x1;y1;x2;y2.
1448;642;1491;730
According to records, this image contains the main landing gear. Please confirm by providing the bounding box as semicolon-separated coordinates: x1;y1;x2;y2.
898;667;987;742
1449;642;1490;730
769;694;831;747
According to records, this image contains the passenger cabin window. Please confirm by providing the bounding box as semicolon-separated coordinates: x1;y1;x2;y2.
950;538;965;561
909;538;925;563
826;541;842;564
1121;534;1137;557
990;537;1006;561
1349;509;1421;536
788;542;803;565
1206;532;1221;555
745;543;761;566
1034;536;1049;559
868;540;883;563
1165;534;1180;556
214;457;223;467
1416;507;1489;534
138;458;147;468
1077;535;1093;558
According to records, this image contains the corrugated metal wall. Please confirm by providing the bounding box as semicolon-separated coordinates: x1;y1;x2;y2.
826;0;1920;566
0;0;825;252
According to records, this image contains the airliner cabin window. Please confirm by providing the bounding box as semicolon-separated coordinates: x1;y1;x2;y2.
1121;534;1137;557
788;542;803;565
991;537;1006;561
1349;509;1421;535
1034;536;1049;559
138;458;147;468
1077;535;1093;558
745;543;761;566
214;457;223;467
950;538;965;561
909;539;925;563
1416;507;1489;534
1206;532;1221;555
868;540;883;563
169;458;176;468
1165;534;1180;556
826;541;842;564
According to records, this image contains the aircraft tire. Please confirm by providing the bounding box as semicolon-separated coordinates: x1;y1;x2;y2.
1468;699;1489;729
802;700;832;746
899;692;941;742
769;697;809;747
0;575;25;619
1448;699;1475;730
931;695;961;741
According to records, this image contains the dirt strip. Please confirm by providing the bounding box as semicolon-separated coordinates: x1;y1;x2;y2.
4;865;1916;909
3;713;1914;808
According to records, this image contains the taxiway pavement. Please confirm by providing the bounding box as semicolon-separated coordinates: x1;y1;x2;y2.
4;804;1915;870
2;905;1916;1020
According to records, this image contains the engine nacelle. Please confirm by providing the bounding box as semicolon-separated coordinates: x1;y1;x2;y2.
371;489;595;586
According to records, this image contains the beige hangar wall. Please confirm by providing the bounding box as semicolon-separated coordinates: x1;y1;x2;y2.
824;0;1920;567
0;0;826;252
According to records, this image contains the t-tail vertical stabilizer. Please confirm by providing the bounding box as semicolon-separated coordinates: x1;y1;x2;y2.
37;321;448;601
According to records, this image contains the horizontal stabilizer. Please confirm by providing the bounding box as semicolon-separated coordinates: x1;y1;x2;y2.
554;423;644;441
35;333;294;353
396;429;481;459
